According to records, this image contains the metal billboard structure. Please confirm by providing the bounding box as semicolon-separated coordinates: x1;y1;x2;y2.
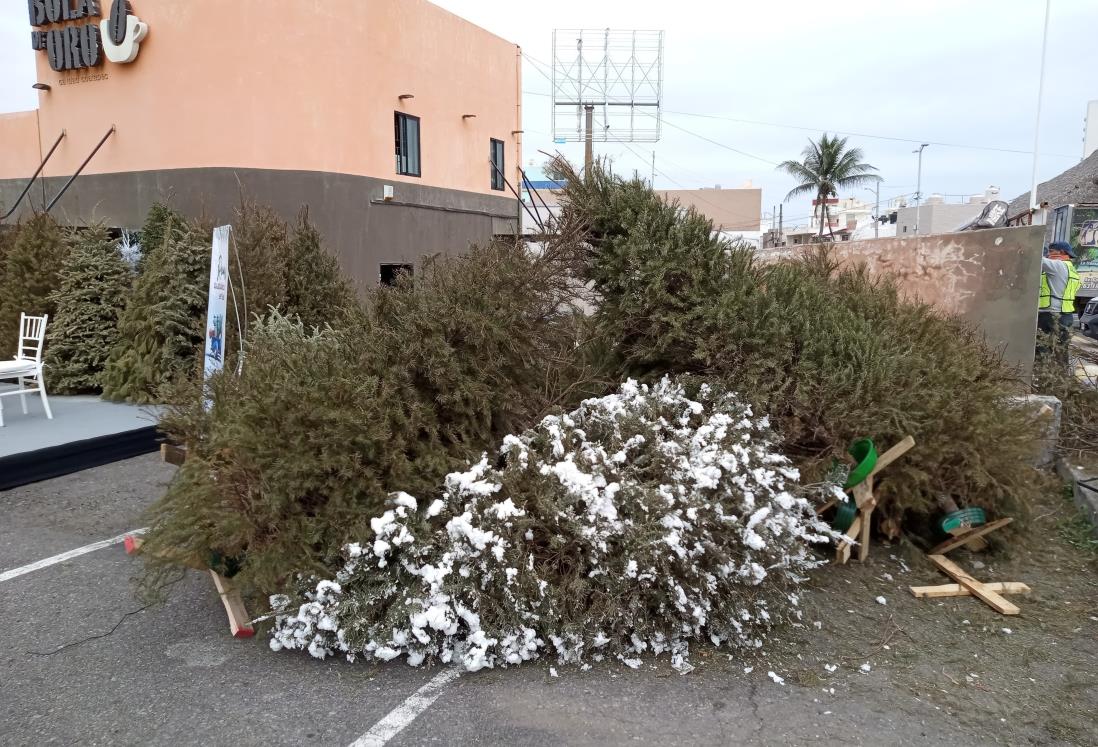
551;29;664;167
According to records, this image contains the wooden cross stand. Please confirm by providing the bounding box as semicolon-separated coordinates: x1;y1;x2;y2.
124;534;255;638
909;518;1027;616
822;435;916;564
120;443;255;638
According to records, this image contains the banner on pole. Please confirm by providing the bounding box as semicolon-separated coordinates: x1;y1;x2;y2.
204;226;231;381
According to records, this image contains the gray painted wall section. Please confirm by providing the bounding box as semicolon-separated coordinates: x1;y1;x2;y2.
0;168;520;289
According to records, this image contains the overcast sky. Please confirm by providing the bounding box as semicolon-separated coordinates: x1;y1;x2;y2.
2;1;1093;229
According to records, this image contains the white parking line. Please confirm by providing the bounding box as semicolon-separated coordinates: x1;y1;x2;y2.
349;667;462;746
0;528;148;583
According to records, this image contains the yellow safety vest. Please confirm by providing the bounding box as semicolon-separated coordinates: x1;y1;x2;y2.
1039;262;1081;313
1064;263;1081;313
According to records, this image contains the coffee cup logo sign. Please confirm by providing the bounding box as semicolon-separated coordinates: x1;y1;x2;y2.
28;0;147;72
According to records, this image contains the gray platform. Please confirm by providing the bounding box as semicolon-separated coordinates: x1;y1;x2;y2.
0;390;162;458
0;388;164;490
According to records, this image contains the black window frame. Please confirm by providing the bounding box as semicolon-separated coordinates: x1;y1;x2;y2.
380;263;414;287
395;112;421;177
490;138;505;191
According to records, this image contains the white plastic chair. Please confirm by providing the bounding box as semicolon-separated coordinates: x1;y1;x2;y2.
0;313;53;427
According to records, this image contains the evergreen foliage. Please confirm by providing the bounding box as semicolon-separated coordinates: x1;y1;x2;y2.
226;201;357;341
283;208;358;327
550;158;1042;526
101;211;208;403
0;214;67;357
272;377;834;670
46;225;132;393
145;239;606;592
135;202;182;274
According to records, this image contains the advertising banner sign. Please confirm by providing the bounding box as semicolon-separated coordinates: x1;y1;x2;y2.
204;226;231;381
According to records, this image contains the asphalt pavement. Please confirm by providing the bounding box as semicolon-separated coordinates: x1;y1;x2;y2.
0;455;1004;746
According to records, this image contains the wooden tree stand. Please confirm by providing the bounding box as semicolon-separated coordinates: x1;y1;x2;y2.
124;535;255;638
820;435;915;564
122;442;254;638
909;518;1027;616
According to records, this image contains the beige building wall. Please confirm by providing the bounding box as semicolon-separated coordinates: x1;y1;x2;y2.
0;112;42;180
656;188;762;232
1;0;521;194
0;0;522;286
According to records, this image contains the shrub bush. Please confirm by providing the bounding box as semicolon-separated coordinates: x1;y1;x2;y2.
0;213;67;357
46;225;132;393
144;239;607;592
550;158;1042;528
270;377;832;670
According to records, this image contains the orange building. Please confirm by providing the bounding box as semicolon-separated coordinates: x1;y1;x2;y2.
0;0;523;286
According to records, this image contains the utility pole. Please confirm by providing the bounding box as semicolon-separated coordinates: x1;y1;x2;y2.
1029;0;1052;221
869;183;880;239
913;143;929;235
584;104;594;174
778;204;783;246
651;150;656;186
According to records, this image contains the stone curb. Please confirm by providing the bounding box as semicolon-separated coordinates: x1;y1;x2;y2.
1056;457;1098;533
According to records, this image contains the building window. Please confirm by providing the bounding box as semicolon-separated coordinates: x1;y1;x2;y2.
380;263;414;287
395;113;421;177
490;138;505;191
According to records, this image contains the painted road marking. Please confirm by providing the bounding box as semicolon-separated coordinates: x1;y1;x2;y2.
0;528;148;583
349;667;462;746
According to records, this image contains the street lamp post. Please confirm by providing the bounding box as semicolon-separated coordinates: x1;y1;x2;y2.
865;183;880;239
913;143;929;236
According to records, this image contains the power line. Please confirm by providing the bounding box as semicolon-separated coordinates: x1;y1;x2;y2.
661;109;1079;160
520;75;1077;161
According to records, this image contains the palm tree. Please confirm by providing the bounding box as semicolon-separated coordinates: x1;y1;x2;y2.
778;134;882;238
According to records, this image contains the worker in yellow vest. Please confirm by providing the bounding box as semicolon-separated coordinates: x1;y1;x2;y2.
1037;241;1081;359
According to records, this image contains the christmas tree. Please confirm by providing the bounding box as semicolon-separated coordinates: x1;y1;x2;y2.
46;225;132;394
0;213;68;357
282;207;357;328
101;208;208;403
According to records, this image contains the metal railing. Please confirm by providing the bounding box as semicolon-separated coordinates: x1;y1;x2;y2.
44;125;116;214
0;130;66;221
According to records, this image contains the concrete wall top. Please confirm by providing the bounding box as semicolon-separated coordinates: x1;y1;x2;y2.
0;0;521;197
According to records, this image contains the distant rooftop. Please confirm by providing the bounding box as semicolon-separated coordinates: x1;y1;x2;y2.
1008;151;1098;218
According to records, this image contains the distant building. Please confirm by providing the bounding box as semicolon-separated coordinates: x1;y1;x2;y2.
894;188;1002;236
1007;150;1098;244
1084;100;1098;160
520;181;763;242
761;196;892;248
656;185;762;234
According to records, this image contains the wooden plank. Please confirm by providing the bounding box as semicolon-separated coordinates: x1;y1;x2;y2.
161;443;187;466
835;515;861;564
909;582;1031;599
928;554;1020;615
851;477;874;509
946;525;989;552
209;570;255;638
928;517;1014;555
868;435;915;478
857;506;873;562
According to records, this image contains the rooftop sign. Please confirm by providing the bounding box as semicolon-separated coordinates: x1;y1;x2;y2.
28;0;148;72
